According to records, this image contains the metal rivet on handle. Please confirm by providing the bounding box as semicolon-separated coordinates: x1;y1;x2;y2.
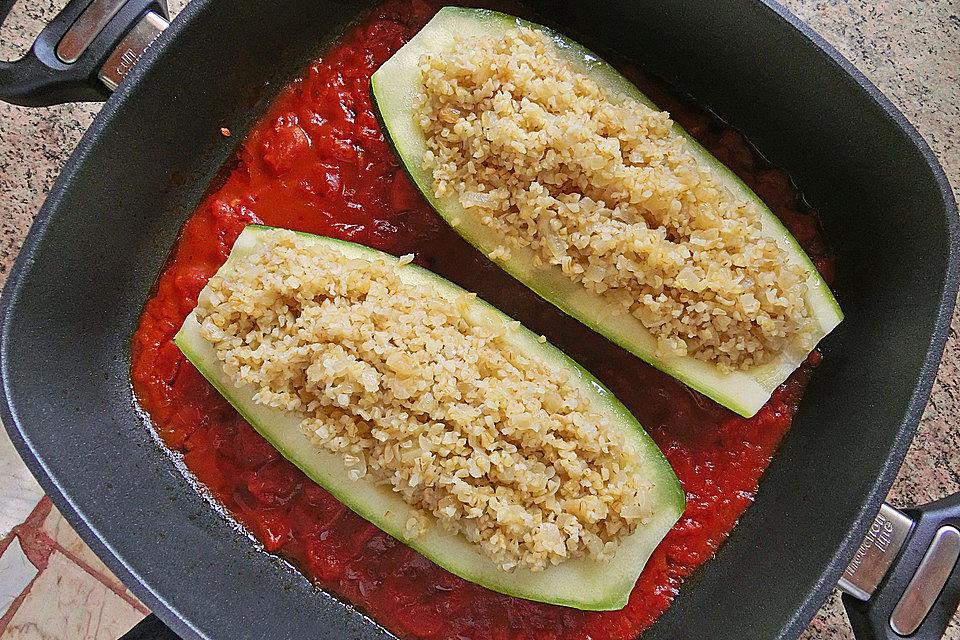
57;0;129;64
839;504;914;601
890;525;960;636
97;10;168;91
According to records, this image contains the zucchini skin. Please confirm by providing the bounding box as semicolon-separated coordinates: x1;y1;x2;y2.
370;7;843;417
175;224;685;611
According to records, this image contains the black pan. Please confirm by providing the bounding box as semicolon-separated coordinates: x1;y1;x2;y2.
0;1;958;639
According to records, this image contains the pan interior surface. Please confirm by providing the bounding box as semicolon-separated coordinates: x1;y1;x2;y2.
0;1;955;639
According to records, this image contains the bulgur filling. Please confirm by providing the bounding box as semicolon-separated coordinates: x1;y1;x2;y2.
195;229;653;572
416;28;814;371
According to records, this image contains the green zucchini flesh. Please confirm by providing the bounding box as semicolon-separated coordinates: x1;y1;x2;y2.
370;7;843;418
174;224;685;611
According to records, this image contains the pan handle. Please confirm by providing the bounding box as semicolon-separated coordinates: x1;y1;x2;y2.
119;614;180;640
0;0;168;106
840;496;960;640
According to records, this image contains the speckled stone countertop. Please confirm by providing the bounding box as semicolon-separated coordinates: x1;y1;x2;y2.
0;1;957;639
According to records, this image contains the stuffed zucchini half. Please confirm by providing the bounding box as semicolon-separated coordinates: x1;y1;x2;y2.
175;224;684;611
370;7;843;418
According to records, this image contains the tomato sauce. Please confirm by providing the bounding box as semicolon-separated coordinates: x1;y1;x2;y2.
131;2;834;638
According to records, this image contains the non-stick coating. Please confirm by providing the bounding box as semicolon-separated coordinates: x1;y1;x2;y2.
1;1;956;639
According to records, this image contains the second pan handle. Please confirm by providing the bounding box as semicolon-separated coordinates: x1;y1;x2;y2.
0;0;168;105
119;614;180;639
841;496;960;640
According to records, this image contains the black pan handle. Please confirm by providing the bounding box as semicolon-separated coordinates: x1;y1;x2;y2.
120;614;181;640
0;0;168;106
841;496;960;640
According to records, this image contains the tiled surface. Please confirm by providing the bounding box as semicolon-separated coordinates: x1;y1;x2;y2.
0;539;37;618
2;548;145;640
0;0;957;639
0;429;42;541
0;499;150;638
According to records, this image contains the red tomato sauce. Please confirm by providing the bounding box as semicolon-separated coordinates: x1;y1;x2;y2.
131;2;834;638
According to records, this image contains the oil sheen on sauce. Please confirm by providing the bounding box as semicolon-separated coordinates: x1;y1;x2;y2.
131;3;833;638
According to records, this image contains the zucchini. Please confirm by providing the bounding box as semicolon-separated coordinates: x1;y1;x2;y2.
175;224;684;611
370;7;843;418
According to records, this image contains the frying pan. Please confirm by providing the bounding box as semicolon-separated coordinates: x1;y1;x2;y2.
0;0;957;639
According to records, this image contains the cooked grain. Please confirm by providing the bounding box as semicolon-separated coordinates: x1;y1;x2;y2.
416;28;813;370
196;229;653;572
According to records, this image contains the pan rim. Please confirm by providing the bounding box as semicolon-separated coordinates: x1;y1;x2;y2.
743;1;959;637
0;0;957;638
